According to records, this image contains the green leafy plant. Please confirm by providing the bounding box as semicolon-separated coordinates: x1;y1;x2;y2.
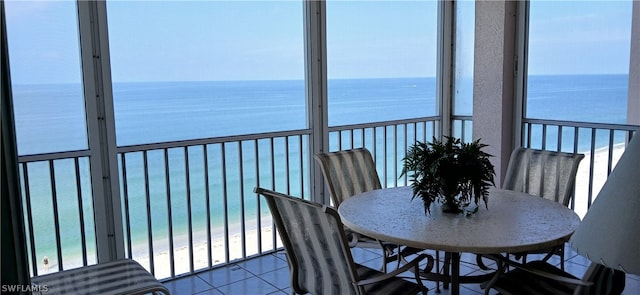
400;136;496;214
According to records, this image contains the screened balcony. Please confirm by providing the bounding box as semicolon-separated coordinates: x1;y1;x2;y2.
3;1;640;294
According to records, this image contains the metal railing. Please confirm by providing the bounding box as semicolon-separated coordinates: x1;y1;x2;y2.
18;150;96;277
17;117;440;279
117;129;311;279
522;119;638;217
328;116;440;187
18;117;638;280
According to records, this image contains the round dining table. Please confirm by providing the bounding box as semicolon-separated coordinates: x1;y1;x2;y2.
337;186;581;295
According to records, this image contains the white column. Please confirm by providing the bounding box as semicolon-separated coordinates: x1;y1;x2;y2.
304;0;329;204
472;0;518;186
438;0;453;137
77;1;124;262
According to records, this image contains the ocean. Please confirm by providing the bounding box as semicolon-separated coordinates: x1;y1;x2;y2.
11;74;629;273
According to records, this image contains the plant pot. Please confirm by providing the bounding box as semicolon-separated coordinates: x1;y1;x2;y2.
440;202;463;214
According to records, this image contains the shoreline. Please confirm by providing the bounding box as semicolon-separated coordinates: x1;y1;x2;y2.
37;217;277;279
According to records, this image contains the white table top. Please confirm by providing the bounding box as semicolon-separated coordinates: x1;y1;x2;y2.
338;186;581;254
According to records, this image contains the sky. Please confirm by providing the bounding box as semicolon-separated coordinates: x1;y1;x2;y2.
3;0;634;84
527;1;633;75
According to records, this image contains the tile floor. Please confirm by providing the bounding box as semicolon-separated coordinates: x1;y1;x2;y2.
162;245;640;295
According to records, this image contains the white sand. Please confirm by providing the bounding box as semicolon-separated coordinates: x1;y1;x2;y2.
573;143;626;218
137;224;279;279
37;218;281;279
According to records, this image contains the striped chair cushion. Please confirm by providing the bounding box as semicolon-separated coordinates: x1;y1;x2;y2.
270;193;360;294
258;188;423;295
314;148;382;206
502;147;585;206
30;259;169;295
490;260;625;295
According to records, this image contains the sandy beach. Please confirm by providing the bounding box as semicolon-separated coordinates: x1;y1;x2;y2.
573;143;625;218
37;218;280;279
134;223;278;279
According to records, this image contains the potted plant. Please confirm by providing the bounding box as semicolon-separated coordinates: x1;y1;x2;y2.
400;136;496;214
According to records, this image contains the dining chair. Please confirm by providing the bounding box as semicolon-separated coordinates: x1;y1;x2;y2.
483;258;625;295
254;187;430;295
502;147;585;205
502;147;585;269
314;148;399;271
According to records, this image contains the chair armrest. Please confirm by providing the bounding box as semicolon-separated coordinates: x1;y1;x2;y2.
514;263;592;287
356;253;432;286
485;255;593;288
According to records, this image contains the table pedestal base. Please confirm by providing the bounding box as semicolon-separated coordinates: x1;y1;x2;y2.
418;252;495;295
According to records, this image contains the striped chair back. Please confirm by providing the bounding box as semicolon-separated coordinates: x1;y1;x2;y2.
254;187;363;295
314;148;382;206
578;262;626;295
502;147;585;206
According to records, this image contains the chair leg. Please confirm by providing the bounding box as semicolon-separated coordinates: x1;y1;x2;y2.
559;248;565;271
435;251;441;292
381;247;388;273
442;252;451;290
541;246;564;270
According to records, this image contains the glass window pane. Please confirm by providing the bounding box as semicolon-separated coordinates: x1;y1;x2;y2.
6;1;87;155
326;0;438;126
106;1;305;146
526;1;632;124
453;1;474;117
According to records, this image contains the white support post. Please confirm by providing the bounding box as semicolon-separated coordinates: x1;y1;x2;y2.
77;1;124;262
513;1;529;149
438;0;453;139
473;0;518;186
304;0;329;205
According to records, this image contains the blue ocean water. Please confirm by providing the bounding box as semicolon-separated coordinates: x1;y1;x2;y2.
11;74;629;270
526;74;627;124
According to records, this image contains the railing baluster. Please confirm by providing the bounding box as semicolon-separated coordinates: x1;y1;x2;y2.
49;160;63;271
557;126;563;151
527;123;533;147
184;147;194;272
121;154;133;259
607;130;615;175
541;124;548;149
255;139;262;253
372;127;377;167
21;164;38;276
298;135;304;200
203;144;212;268
570;127;580;211
393;124;398;187
269;137;277;249
351;129;356;149
73;158;88;267
238;141;246;259
221;143;230;263
163;148;175;277
142;151;154;275
587;129;597;208
285;136;291;195
383;126;388;187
